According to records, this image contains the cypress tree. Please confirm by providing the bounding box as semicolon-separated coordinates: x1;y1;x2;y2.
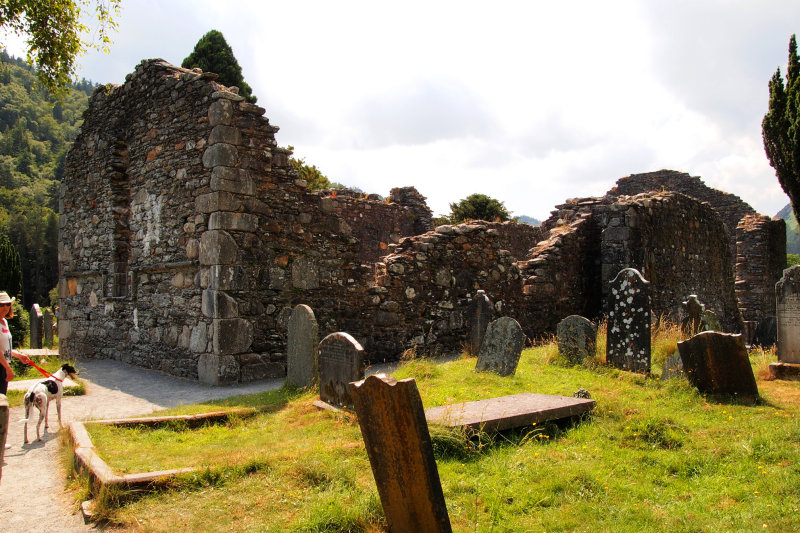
182;30;257;103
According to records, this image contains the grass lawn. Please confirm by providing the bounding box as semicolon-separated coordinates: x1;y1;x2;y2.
74;338;800;533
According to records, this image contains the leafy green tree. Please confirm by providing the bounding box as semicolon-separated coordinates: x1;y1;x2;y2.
763;34;800;224
0;0;120;98
0;234;22;298
788;253;800;267
448;193;511;223
290;156;332;190
182;30;256;103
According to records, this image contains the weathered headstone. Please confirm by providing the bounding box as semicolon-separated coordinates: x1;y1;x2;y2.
286;304;318;388
677;332;758;397
318;332;364;407
660;351;684;380
43;308;54;348
29;304;42;350
681;295;706;339
606;268;651;374
770;266;800;379
557;315;596;364
349;374;452;533
467;290;491;355
475;317;525;376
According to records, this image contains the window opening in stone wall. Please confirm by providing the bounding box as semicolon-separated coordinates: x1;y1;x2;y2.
109;139;131;298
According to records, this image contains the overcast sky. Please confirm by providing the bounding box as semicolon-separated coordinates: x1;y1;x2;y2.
6;0;800;220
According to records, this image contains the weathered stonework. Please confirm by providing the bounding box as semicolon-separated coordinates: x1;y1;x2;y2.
59;60;765;383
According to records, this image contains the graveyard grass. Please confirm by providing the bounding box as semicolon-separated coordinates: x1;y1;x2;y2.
73;332;800;532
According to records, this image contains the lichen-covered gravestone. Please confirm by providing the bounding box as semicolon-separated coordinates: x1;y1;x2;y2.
287;304;318;388
475;317;525;376
467;290;491;355
606;268;651;374
29;304;42;350
770;266;800;379
677;332;758;397
349;374;452;533
557;315;596;364
318;332;364;407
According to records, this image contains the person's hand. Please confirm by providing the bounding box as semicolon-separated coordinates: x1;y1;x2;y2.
19;354;31;365
6;367;13;381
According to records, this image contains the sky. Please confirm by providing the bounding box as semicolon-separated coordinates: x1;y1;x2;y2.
5;0;800;220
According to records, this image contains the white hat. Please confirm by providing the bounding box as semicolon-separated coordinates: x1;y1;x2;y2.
0;292;14;304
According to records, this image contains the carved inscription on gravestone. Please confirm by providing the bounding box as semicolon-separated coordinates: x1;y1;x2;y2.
557;315;596;364
475;316;525;376
777;266;800;364
467;290;491;355
318;332;364;407
349;374;452;533
606;268;651;374
287;304;318;388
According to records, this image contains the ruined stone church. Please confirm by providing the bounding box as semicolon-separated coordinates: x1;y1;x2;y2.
58;59;785;384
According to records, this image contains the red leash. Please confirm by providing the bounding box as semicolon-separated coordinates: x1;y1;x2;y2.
26;360;63;382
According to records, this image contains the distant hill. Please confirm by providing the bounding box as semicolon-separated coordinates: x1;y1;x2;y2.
776;203;800;255
516;215;541;226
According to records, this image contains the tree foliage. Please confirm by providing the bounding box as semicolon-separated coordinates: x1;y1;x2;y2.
290;156;331;190
447;193;511;224
763;34;800;224
0;234;22;297
0;0;119;98
182;30;256;104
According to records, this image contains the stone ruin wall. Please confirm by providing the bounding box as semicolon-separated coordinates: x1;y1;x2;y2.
59;59;760;383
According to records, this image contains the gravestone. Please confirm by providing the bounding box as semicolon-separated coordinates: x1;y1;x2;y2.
43;308;54;348
557;315;596;364
475;317;525;376
286;304;318;388
681;295;706;339
318;332;364;407
467;290;491;355
606;268;651;374
349;374;452;533
29;304;42;350
660;351;684;380
678;332;758;397
770;266;800;379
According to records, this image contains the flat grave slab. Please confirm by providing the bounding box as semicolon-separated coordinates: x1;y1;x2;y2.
424;393;595;432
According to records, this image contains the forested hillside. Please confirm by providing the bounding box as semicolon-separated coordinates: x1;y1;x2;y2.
0;51;96;306
776;203;799;255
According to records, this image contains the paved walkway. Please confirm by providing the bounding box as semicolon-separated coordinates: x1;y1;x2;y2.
0;359;285;533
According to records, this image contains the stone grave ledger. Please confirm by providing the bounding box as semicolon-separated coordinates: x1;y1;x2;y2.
287;304;319;388
468;290;492;355
606;268;651;374
777;266;800;364
475;317;525;376
349;374;452;533
557;315;596;364
318;332;364;407
677;332;758;396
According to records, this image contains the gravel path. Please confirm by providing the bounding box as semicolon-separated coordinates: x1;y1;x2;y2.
1;359;285;533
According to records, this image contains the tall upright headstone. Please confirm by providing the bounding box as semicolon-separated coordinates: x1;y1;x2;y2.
318;332;364;407
29;304;42;350
557;315;596;364
606;268;651;374
678;332;758;397
287;304;318;388
349;374;452;533
467;290;491;355
43;308;54;348
770;266;800;379
475;316;525;376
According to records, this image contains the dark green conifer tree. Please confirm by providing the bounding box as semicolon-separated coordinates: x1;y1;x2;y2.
0;235;22;298
181;30;257;103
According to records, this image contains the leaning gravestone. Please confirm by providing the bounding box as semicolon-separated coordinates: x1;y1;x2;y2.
677;331;758;397
349;374;452;533
318;332;364;408
43;308;54;348
467;290;491;355
770;266;800;379
287;304;318;388
29;304;42;349
606;268;651;374
557;315;596;364
475;317;525;376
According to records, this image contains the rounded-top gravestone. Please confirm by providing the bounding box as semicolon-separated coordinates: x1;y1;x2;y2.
606;268;651;374
556;315;596;364
318;332;364;407
287;304;318;388
475;316;525;376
